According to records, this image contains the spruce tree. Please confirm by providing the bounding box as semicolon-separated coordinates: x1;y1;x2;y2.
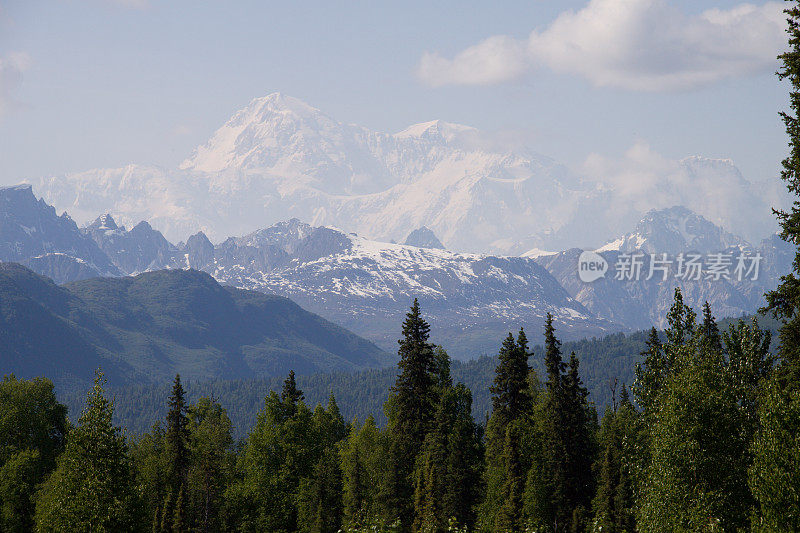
166;374;190;493
482;329;536;530
34;371;140;531
490;329;532;426
592;389;637;533
414;383;483;532
282;370;305;405
764;0;800;389
700;301;722;354
382;299;438;526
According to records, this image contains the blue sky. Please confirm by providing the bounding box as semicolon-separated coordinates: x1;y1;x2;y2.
0;0;789;189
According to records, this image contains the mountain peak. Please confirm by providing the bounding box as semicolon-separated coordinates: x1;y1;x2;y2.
87;213;119;232
403;226;445;249
179;93;339;173
394;120;477;143
596;205;747;254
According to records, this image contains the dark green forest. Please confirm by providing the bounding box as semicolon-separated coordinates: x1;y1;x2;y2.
4;3;800;531
67;327;658;440
1;293;793;532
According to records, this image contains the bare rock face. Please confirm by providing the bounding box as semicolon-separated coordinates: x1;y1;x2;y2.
404;226;445;250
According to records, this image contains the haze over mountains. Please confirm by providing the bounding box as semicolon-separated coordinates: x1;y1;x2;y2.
28;93;779;253
0;184;791;360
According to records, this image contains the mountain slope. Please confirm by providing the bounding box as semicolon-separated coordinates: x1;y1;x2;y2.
536;207;792;329
29;93;778;254
0;264;391;393
0;185;120;281
173;219;617;358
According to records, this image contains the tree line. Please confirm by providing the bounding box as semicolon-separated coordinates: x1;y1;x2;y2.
1;290;798;531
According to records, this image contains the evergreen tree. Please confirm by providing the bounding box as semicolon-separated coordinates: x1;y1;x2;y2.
562;352;595;530
414;383;483;532
700;301;722;354
340;416;384;528
34;371;141;531
764;0;800;390
173;483;187;533
382;299;438;526
186;396;234;532
494;422;525;532
282;370;305;406
490;329;532;426
749;377;800;532
166;374;190;493
298;447;344;533
591;389;637;533
633;327;663;415
482;329;536;530
532;318;596;531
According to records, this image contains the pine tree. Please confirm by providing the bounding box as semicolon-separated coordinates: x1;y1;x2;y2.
494;422;524;532
562;352;595;530
166;374;190;493
282;370;305;406
298;447;344;533
592;389;637;533
490;329;532;427
533;318;596;531
414;383;483;532
186;396;234;533
749;377;800;532
173;483;187;533
700;301;722;354
34;370;140;531
382;299;438;526
764;0;800;390
482;329;536;530
341;416;383;527
633;327;663;415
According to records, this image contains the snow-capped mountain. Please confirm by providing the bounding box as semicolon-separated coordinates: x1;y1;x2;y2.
84;214;178;275
28;93;778;254
596;206;748;254
0;185;120;282
535;207;792;329
173;219;615;357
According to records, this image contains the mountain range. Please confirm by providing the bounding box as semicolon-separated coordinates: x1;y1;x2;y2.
0;184;791;360
27;93;780;254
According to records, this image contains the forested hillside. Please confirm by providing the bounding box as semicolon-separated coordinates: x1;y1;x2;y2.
0;264;390;392
67;314;776;439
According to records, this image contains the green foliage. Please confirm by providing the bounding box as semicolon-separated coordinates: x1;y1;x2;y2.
636;293;772;532
764;0;800;391
341;416;384;527
591;394;638;533
414;383;483;532
383;299;440;526
0;375;68;532
186;396;234;532
749;377;800;531
34;370;141;532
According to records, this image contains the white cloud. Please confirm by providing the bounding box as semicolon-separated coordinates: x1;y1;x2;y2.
417;0;785;91
579;141;783;242
0;52;31;117
418;36;528;87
